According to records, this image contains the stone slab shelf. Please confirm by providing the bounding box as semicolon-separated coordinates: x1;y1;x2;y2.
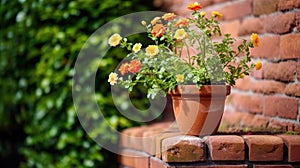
119;122;300;168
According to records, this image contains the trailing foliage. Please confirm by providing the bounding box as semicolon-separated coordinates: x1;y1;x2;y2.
0;0;155;167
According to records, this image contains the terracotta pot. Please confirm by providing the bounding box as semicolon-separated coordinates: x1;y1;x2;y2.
169;85;231;136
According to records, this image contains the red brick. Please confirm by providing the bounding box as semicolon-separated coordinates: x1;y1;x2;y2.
250;36;280;59
230;94;263;114
253;165;295;168
264;61;297;82
219;0;252;20
119;149;150;168
239;17;264;36
278;135;300;162
243;135;284;161
253;0;279;16
197;0;214;7
251;80;286;94
220;110;246;126
177;165;248;168
264;96;298;119
264;12;295;34
296;12;300;32
142;122;178;155
150;157;172;168
161;135;205;162
234;76;251;91
120;127;145;149
251;65;264;79
213;0;232;3
268;119;290;132
220;20;240;37
280;33;300;59
205;135;244;161
278;0;300;11
298;62;300;81
155;132;182;159
249;115;270;128
285;84;300;97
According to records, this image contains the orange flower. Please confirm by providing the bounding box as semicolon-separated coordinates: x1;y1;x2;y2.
119;62;130;75
251;33;260;47
151;24;166;37
174;18;189;27
162;13;176;21
255;61;262;70
128;60;141;74
187;2;202;11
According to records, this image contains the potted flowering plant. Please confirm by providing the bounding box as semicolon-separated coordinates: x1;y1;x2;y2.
107;2;261;135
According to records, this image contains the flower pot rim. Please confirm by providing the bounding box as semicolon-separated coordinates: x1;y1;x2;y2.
169;84;231;97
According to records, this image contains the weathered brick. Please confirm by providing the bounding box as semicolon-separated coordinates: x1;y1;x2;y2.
142;122;177;155
280;33;300;59
264;61;297;82
205;135;244;161
278;135;300;162
239;17;264;36
234;76;251;91
253;0;279;16
243;135;284;161
219;0;252;20
150;156;173;168
251;80;286;94
278;0;300;11
264;96;298;119
250;115;270;128
285;84;300;97
253;165;295;168
268;119;291;132
220;20;240;37
250;36;280;59
264;12;295;34
161;135;205;162
155;132;182;159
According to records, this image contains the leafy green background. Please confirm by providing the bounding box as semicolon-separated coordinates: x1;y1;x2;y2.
0;0;157;167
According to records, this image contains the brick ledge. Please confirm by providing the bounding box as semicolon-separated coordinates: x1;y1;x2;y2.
119;122;300;168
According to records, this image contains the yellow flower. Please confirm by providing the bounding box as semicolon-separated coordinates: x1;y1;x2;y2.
145;45;159;57
255;61;262;70
200;11;206;17
141;20;147;26
176;74;184;83
162;13;176;21
151;17;161;25
251;33;260;47
174;29;188;40
108;72;118;85
212;11;222;18
108;33;122;47
132;43;142;53
240;73;245;78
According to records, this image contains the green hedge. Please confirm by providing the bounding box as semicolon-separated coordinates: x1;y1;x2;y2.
0;0;156;167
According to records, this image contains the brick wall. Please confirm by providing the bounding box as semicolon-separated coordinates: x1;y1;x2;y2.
157;0;300;132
